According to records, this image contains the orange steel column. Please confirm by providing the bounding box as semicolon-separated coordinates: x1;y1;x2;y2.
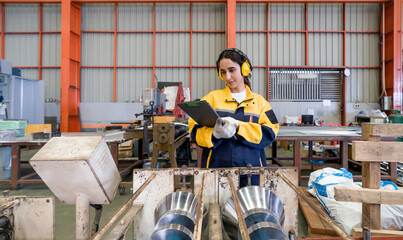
61;0;81;132
226;0;236;48
385;0;402;110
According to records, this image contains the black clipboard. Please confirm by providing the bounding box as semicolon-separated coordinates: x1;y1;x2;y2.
177;100;219;127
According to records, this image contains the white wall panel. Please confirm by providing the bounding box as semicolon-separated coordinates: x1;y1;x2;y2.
43;34;61;66
193;3;226;31
117;3;153;31
117;68;152;102
43;68;60;100
308;33;343;66
81;68;114;102
117;33;153;66
346;69;379;103
269;33;305;66
155;68;190;88
81;4;114;31
43;3;61;32
346;3;379;31
81;33;114;66
5;4;39;32
20;69;38;80
237;3;267;31
249;68;267;98
237;33;267;66
192;68;225;100
269;3;304;31
346;34;379;66
156;33;190;66
5;34;39;66
308;3;343;31
192;33;225;66
156;3;190;31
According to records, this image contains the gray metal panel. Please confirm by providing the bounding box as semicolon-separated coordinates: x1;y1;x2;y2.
5;3;39;32
308;33;343;66
81;33;114;66
192;3;226;31
269;3;305;31
42;68;61;101
43;3;61;32
192;33;225;66
155;68;190;89
249;68;267;99
347;69;379;103
237;3;267;31
20;69;38;80
117;3;153;31
237;33;267;67
346;3;379;31
269;33;305;66
117;33;153;66
155;3;190;31
192;68;225;100
116;68;152;102
346;34;379;66
81;3;114;31
5;34;39;66
156;33;190;66
43;34;61;66
81;68;114;102
307;3;343;31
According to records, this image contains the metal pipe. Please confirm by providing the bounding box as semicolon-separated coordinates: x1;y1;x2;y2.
226;172;250;240
193;173;205;240
76;193;90;240
92;173;156;240
276;172;353;240
0;199;19;212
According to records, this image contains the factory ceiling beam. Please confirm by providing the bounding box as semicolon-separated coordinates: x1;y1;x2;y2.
70;0;391;2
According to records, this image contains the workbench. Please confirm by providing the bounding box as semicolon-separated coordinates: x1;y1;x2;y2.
0;132;124;190
272;127;398;184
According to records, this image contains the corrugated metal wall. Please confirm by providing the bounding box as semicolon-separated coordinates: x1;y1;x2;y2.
4;2;380;105
3;3;61;101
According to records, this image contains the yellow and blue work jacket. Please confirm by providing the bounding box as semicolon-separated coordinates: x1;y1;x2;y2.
189;85;279;171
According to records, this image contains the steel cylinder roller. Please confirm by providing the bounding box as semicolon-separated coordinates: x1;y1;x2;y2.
222;186;287;240
150;191;207;240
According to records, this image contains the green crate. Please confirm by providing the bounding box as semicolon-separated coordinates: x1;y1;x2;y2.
0;121;27;130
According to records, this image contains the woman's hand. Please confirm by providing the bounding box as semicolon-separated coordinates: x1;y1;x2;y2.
212;117;238;139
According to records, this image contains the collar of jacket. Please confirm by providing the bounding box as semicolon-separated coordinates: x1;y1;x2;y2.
224;85;254;103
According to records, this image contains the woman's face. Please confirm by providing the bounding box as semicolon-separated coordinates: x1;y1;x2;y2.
219;58;245;93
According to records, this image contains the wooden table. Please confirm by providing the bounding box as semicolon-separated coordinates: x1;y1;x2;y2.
271;127;397;184
0;133;122;190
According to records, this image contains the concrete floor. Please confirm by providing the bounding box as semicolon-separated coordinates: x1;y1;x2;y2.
0;145;309;239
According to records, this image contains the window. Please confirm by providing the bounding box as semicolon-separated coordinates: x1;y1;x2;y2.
269;69;341;102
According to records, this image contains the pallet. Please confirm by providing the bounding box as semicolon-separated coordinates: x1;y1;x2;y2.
298;187;338;237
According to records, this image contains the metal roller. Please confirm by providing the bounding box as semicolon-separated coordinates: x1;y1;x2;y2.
151;191;207;239
248;222;287;240
154;209;196;232
150;224;193;240
222;186;285;240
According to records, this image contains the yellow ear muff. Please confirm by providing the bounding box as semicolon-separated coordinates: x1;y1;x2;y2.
219;70;224;81
241;61;251;76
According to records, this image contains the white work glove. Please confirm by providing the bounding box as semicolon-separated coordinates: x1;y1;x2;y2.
212;117;239;139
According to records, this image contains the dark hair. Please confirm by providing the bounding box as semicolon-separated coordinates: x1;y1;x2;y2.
216;49;252;90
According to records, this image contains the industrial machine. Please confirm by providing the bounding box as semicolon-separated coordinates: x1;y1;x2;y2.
135;88;166;121
0;74;44;124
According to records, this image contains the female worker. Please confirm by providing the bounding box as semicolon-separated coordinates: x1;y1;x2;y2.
189;48;279;187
